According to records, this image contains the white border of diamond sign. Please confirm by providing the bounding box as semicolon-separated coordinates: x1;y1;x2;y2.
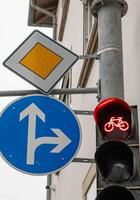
3;30;78;94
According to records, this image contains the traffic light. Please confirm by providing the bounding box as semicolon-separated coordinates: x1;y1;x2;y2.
93;98;140;200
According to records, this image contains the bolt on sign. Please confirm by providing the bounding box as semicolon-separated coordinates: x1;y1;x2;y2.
3;30;78;93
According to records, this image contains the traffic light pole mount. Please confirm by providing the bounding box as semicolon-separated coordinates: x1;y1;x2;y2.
91;0;128;100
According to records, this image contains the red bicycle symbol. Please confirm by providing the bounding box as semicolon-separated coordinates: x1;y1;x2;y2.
104;117;129;132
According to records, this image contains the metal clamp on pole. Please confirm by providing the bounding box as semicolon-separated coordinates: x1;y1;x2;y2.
97;46;122;57
45;185;56;192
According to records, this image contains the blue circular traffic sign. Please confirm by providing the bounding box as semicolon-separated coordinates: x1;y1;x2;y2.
0;95;81;175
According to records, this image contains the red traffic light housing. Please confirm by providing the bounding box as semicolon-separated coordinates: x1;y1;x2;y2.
94;98;133;141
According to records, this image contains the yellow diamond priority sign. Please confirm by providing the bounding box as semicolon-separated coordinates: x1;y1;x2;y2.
3;30;78;93
20;43;63;79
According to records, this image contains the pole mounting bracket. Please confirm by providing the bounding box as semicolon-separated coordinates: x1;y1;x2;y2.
96;79;101;102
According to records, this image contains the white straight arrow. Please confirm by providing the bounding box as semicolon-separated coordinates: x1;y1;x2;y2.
19;103;71;165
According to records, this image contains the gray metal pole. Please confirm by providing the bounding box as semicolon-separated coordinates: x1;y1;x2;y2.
91;0;128;197
46;175;51;200
91;0;128;100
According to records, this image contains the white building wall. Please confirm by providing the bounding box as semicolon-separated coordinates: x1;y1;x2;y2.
51;0;140;200
123;1;140;97
122;0;140;135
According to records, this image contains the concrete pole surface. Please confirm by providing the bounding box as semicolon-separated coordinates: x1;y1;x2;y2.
92;0;128;100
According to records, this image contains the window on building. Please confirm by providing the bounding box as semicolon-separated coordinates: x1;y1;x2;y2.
83;0;95;52
58;0;70;41
86;178;96;200
62;0;65;8
78;0;98;88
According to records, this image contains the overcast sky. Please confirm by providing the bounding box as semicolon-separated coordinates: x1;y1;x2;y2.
0;1;52;200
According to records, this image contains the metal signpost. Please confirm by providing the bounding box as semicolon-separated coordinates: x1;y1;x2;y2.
0;95;81;175
3;30;78;94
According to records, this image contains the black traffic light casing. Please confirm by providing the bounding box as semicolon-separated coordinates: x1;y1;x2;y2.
96;185;135;200
95;140;133;183
93;98;140;200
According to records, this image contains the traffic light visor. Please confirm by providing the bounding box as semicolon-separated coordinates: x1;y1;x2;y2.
96;185;135;200
94;98;132;140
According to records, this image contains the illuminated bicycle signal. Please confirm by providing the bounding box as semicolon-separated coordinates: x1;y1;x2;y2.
104;117;129;132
